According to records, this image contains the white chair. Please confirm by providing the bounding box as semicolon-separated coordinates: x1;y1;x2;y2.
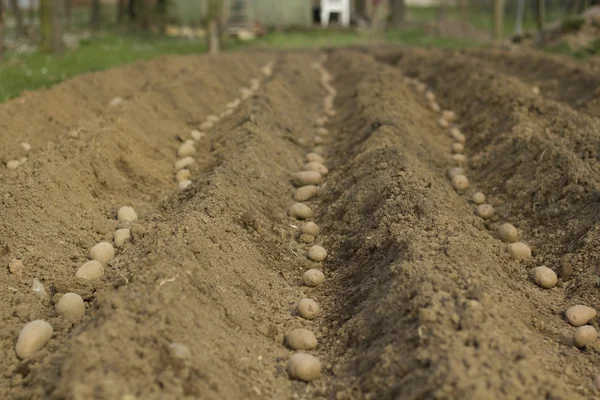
321;0;350;27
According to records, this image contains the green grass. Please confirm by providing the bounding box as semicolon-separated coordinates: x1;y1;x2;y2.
0;33;206;102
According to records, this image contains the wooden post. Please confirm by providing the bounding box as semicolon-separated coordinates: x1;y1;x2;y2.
207;0;222;55
494;0;505;41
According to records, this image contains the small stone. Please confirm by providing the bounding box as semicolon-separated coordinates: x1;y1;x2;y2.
15;320;53;359
32;278;49;301
9;259;24;278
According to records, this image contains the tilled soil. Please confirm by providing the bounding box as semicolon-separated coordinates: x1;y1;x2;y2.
1;47;600;400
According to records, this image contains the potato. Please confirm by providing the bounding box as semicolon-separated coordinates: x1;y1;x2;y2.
507;242;531;261
302;269;325;287
326;109;336;117
292;171;322;187
191;130;205;141
55;293;86;320
308;245;327;262
90;242;115;264
425;91;436;101
226;99;241;109
532;86;540;95
298;298;320;320
448;167;464;179
450;128;466;143
114;229;131;248
316;128;329;136
177;142;196;158
75;260;104;280
117;206;138;223
289;203;313;220
286;328;317;350
250;78;260;91
287;353;321;382
206;115;219;123
472;192;486;205
15;320;53;359
574;326;597;348
497;223;518;243
176;169;191;183
178;180;192;190
240;87;253;100
21;142;32;152
452;143;464;154
566;305;597;327
304;162;328;176
531;266;557;289
169;342;192;360
294;185;318;202
442;110;457;122
430;101;441;112
200;120;214;131
451;174;469;191
306;153;324;164
452;154;467;164
314;136;324;145
6;160;20;170
300;222;319;237
175;157;196;171
475;204;494;219
438;118;449;128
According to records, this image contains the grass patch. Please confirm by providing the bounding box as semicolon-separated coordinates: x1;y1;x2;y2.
0;33;205;102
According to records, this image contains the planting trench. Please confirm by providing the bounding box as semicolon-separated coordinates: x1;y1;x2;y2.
1;47;600;399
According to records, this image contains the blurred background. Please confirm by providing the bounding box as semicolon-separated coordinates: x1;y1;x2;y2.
0;0;599;101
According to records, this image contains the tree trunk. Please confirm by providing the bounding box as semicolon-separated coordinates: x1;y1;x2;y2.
65;0;72;30
536;0;545;43
40;0;65;54
515;0;525;35
436;0;447;37
9;0;25;36
29;0;36;36
90;0;101;30
117;0;126;25
390;0;406;27
458;0;469;40
494;0;505;41
90;0;102;30
207;0;222;55
0;0;5;62
157;0;167;34
128;0;136;22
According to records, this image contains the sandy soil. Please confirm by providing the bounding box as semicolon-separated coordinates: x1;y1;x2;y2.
1;46;600;400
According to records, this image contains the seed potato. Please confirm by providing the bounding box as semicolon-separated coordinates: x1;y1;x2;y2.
451;174;469;191
294;185;318;202
292;171;322;187
55;293;85;320
286;328;318;350
75;260;104;280
287;353;321;382
507;242;531;260
117;206;137;223
472;192;486;204
566;305;597;327
574;325;597;348
289;203;313;220
298;298;320;320
531;266;557;289
300;222;319;237
302;269;325;287
498;223;518;243
304;162;328;176
90;242;115;263
308;245;327;262
15;320;53;359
